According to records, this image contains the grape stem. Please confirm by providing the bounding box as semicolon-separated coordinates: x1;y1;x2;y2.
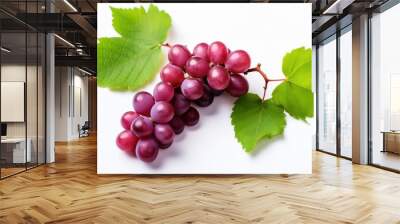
161;43;171;48
245;63;286;100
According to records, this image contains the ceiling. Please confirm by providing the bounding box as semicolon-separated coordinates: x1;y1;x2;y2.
0;0;392;74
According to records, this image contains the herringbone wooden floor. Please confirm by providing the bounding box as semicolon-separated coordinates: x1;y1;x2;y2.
1;135;400;224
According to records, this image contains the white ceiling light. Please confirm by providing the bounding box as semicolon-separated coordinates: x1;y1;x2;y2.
1;47;11;53
54;34;75;48
78;67;93;76
323;0;355;15
63;0;78;12
76;49;83;55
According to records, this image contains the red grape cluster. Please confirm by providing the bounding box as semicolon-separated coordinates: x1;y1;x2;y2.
116;41;251;163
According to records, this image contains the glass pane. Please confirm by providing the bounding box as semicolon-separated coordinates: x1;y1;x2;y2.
38;33;45;165
371;4;400;171
1;30;27;177
340;29;352;158
26;0;39;170
312;45;317;150
27;31;38;169
0;1;46;178
318;37;337;154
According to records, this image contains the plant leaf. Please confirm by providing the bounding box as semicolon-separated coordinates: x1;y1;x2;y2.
111;5;171;45
98;5;171;91
98;38;163;91
272;47;314;120
272;82;314;120
231;93;286;153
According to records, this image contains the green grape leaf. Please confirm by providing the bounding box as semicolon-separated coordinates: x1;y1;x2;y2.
97;5;171;91
272;47;314;120
231;93;286;153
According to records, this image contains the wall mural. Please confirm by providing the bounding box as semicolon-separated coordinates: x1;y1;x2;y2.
97;3;313;174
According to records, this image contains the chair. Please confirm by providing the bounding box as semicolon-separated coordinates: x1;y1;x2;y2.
79;121;90;138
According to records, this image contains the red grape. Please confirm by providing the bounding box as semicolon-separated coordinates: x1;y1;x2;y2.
154;124;175;145
160;64;185;87
207;65;230;90
225;50;251;73
158;142;172;149
175;86;182;94
168;44;191;68
194;84;214;107
193;43;209;61
136;137;159;163
131;116;154;138
150;101;175;123
133;91;154;116
204;78;223;96
182;107;200;126
154;82;174;102
116;130;138;156
172;93;191;115
185;56;209;78
227;74;249;97
169;116;185;134
208;41;228;65
181;78;204;100
120;111;138;130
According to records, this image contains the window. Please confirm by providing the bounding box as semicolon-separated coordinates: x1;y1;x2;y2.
370;3;400;171
316;26;353;159
317;36;337;155
339;28;352;158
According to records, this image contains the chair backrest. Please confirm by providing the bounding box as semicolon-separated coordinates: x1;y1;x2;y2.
82;121;90;129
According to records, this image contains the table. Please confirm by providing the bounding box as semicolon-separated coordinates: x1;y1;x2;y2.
1;138;31;163
381;131;400;154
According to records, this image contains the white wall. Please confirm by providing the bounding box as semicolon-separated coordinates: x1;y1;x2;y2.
54;67;89;141
73;73;89;138
55;66;69;141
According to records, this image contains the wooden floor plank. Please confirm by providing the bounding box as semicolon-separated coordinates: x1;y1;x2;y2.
1;135;400;223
